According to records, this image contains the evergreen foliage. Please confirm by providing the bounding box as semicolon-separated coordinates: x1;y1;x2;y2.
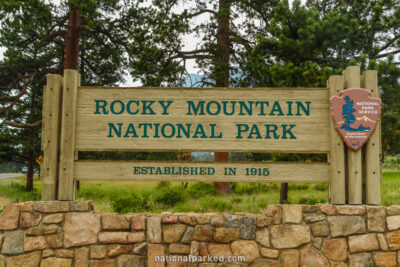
1;0;400;193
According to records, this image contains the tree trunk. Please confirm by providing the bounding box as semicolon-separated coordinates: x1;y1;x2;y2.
65;6;80;192
64;7;80;69
26;149;34;191
214;0;231;194
280;183;288;203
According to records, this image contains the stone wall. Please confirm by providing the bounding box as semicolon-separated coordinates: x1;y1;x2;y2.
0;201;400;266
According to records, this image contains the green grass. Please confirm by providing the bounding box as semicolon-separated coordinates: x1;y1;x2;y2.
1;171;399;213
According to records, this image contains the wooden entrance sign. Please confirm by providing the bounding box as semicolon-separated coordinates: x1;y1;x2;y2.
40;66;381;204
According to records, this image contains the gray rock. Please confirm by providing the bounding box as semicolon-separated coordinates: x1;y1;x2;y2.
367;206;386;232
133;242;147;255
147;216;162;243
312;237;323;249
224;215;238;228
303;213;325;223
386;205;400;216
239;216;256;240
117;254;146;267
328;216;366;237
310;221;329;237
271;225;311;249
181;226;195;244
303;206;320;213
349;252;372;267
1;230;24;255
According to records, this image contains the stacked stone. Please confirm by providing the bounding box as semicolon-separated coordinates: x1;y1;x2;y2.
1;201;400;267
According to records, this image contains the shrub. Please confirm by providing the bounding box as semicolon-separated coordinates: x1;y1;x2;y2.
186;182;218;198
313;183;328;191
153;186;186;207
289;184;309;190
155;181;171;189
200;199;233;212
110;192;149;213
233;183;269;194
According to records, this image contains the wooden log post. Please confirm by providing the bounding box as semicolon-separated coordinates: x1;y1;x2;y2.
41;74;63;200
328;75;346;204
343;66;363;204
58;69;79;200
362;70;381;204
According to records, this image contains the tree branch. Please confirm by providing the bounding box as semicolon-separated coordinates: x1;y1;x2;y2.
2;120;42;128
187;9;218;19
0;70;37;116
374;48;400;59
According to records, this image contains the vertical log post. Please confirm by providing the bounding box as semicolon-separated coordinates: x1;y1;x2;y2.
328;75;346;204
58;69;79;200
362;70;381;204
344;66;363;204
41;74;63;200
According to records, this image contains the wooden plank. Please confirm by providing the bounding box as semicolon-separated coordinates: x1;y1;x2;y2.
328;75;346;204
344;66;363;204
41;75;63;200
41;86;48;151
75;160;330;183
362;70;381;204
80;86;327;91
75;87;330;153
58;69;79;200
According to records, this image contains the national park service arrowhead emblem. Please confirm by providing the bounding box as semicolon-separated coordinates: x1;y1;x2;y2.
330;88;381;151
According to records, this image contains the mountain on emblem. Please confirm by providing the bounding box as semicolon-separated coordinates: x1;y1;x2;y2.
330;88;381;151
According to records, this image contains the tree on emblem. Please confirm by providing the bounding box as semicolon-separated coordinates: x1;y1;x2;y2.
341;96;356;131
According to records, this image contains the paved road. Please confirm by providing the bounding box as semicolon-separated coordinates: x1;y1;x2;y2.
0;173;23;180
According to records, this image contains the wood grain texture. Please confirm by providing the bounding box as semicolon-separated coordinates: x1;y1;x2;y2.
75;160;330;183
328;75;346;204
41;75;63;200
58;70;79;200
41;86;47;152
75;87;330;153
344;66;363;204
362;70;381;204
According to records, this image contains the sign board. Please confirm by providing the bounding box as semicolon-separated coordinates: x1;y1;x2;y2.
75;87;330;153
40;67;381;205
75;161;330;183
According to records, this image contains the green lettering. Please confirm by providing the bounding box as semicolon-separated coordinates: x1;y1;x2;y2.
210;124;222;138
236;124;249;139
296;101;311;116
158;100;173;115
222;101;236;115
107;123;122;137
187;101;205;115
110;100;125;115
206;101;221;115
269;101;284;116
94;100;108;114
124;123;138;138
282;124;296;139
286;101;294;116
193;124;207;138
138;123;152;138
239;101;253;115
248;124;262;139
265;124;280;139
255;101;269;115
127;100;139;115
161;123;176;138
176;124;192;138
142;100;156;115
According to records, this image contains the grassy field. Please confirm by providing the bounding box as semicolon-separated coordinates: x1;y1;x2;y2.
0;169;399;213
